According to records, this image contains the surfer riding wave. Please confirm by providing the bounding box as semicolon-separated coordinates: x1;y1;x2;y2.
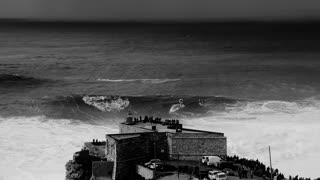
169;99;185;113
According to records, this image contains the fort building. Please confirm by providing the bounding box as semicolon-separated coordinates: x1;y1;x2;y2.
85;112;227;180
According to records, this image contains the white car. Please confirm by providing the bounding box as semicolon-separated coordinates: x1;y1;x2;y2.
215;172;227;180
208;170;221;180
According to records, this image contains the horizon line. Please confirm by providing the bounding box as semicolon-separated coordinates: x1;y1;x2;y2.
2;17;320;24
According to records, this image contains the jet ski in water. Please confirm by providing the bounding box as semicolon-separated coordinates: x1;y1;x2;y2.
169;99;185;113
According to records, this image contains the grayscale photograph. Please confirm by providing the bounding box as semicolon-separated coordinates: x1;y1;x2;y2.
0;0;319;180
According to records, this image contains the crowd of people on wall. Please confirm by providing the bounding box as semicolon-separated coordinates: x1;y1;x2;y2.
289;176;312;180
132;115;180;125
133;115;162;123
91;139;104;145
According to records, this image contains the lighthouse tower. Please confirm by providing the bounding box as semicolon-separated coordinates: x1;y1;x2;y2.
126;111;134;125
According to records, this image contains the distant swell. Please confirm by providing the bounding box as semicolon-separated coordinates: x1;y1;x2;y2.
0;74;47;87
97;78;180;84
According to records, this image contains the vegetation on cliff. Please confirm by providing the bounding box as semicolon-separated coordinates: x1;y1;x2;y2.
65;149;104;180
227;156;318;180
226;155;284;179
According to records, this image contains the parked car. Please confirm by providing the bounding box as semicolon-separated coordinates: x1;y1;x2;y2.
144;159;164;169
208;170;221;180
145;159;161;165
215;172;227;180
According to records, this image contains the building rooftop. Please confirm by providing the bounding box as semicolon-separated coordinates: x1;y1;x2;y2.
128;122;186;133
122;121;224;135
84;142;106;158
109;133;141;140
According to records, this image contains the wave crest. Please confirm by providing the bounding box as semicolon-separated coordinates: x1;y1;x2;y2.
262;101;300;113
97;78;180;84
238;101;300;114
82;95;130;112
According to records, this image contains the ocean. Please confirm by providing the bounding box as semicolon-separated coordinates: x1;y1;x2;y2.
0;22;320;180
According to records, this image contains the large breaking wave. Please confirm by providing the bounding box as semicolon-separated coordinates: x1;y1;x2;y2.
2;92;320;123
33;94;239;120
82;95;130;112
6;93;320;121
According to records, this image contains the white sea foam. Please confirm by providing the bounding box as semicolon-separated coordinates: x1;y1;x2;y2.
97;78;180;84
82;96;130;112
182;99;320;178
1;99;320;179
0;116;118;180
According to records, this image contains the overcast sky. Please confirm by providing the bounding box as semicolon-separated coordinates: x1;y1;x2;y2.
0;0;320;21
